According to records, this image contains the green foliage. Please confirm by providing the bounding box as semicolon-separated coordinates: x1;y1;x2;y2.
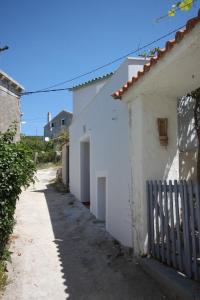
21;135;56;165
0;125;36;258
21;131;69;166
168;0;194;16
139;47;160;58
37;150;56;164
53;130;69;150
21;135;54;153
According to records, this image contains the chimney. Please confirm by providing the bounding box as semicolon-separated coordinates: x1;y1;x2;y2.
47;112;52;123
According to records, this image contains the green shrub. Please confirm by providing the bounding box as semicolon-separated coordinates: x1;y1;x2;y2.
37;150;56;163
0;126;36;257
21;135;57;165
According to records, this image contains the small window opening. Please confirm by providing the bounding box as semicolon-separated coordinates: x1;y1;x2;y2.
61;119;66;126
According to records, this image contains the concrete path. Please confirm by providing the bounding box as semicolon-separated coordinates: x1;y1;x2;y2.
2;168;168;300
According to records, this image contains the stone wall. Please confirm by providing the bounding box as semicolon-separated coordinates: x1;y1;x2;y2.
0;87;21;141
44;111;72;139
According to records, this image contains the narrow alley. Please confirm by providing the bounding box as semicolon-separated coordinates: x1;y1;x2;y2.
2;168;167;300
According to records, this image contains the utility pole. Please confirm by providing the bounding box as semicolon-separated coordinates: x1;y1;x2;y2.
0;45;9;53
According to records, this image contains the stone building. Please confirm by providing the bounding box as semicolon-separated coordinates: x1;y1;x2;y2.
0;70;24;140
44;110;73;140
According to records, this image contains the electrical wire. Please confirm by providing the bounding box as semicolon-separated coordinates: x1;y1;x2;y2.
22;87;69;96
21;18;196;96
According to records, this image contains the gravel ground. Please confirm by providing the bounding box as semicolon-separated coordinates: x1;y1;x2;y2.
1;168;168;300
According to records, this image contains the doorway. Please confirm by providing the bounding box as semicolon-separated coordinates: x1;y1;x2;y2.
97;177;106;221
80;140;90;205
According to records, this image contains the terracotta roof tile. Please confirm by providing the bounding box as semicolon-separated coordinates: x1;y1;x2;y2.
112;9;200;99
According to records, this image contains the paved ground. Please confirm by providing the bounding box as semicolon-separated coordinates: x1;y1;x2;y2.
2;168;168;300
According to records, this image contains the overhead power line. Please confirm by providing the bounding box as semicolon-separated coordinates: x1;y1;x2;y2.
21;22;189;96
22;87;69;96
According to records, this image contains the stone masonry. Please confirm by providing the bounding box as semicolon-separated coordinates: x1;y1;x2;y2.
0;71;24;141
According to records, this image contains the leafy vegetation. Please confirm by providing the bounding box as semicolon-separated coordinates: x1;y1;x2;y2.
168;0;194;16
0;125;36;265
21;135;56;165
53;130;69;150
21;130;69;167
139;47;160;58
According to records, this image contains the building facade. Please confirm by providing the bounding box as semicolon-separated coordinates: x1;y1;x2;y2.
44;110;73;139
0;70;24;140
112;11;200;255
69;58;149;247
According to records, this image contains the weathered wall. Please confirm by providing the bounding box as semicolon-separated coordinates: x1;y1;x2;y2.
125;93;179;255
0;86;21;140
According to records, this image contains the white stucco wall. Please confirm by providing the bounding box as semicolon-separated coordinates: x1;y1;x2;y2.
125;94;179;254
120;23;200;254
70;58;149;247
72;79;109;118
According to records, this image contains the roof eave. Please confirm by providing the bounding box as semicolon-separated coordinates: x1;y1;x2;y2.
68;72;114;91
0;70;25;92
111;9;200;100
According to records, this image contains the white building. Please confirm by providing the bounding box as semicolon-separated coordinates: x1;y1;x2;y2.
69;57;149;247
112;10;200;255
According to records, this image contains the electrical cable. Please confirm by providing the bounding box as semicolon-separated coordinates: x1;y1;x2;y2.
21;14;197;97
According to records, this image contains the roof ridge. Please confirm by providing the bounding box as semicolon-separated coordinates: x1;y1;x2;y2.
68;72;114;91
45;110;73;124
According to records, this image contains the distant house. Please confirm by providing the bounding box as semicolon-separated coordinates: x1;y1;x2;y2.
0;70;24;140
44;110;73;140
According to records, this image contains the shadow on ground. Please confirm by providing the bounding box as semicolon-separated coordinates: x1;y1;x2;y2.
34;184;168;300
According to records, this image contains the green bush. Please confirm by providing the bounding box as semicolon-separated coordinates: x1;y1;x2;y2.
37;150;56;163
0;126;36;258
21;135;57;165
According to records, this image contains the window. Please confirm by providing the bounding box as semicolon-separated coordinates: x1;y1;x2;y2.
61;119;66;126
51;122;55;128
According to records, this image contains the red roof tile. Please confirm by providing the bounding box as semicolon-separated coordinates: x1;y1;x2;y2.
112;9;200;99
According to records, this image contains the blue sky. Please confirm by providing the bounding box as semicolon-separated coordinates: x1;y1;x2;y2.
0;0;199;135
